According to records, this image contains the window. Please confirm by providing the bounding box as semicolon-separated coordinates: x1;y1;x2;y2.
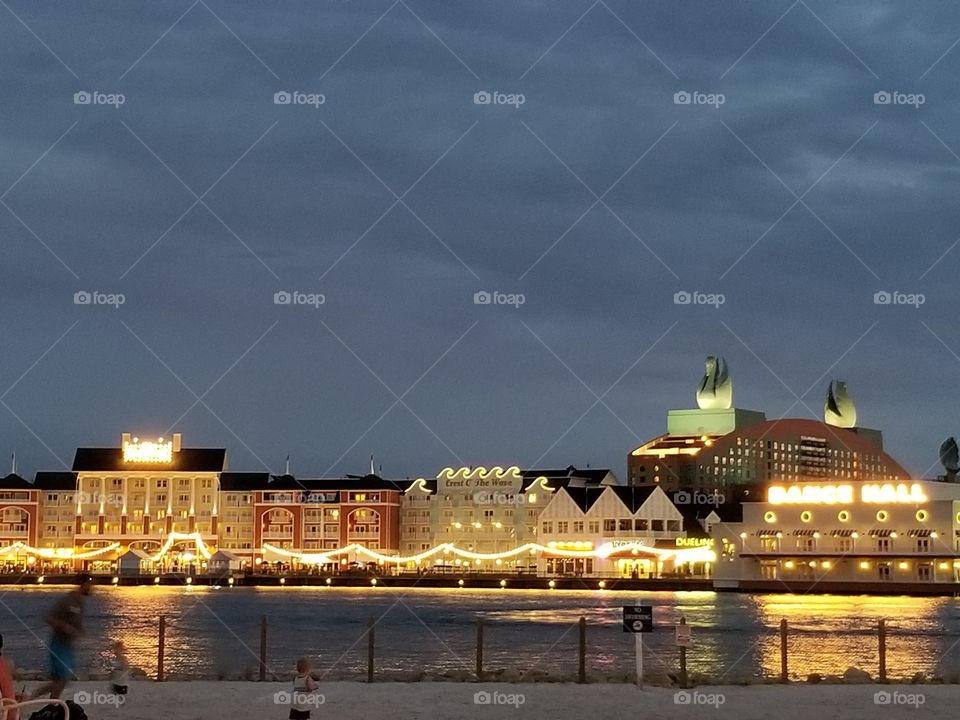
557;521;568;534
634;519;648;531
651;520;664;532
542;521;553;534
916;539;930;552
573;521;584;533
588;521;599;534
604;520;616;532
760;537;778;552
618;519;631;531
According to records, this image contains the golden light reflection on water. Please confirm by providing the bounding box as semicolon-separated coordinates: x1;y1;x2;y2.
3;586;958;680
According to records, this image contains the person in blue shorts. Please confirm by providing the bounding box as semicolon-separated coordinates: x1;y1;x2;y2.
27;574;93;701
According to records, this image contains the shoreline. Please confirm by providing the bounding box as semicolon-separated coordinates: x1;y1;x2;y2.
7;574;960;595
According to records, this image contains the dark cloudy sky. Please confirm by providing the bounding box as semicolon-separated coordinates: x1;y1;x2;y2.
1;1;958;481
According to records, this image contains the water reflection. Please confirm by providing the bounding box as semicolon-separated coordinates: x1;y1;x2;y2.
0;587;957;680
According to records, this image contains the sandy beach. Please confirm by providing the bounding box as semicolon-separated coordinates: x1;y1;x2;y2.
13;681;952;719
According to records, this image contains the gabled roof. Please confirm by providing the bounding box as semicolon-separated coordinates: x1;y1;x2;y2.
219;472;272;491
0;473;34;490
266;474;405;492
520;466;616;492
34;472;77;490
560;486;607;513
608;485;658;513
72;447;227;472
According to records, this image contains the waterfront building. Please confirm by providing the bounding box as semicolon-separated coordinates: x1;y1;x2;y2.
711;479;960;591
69;433;222;571
217;472;267;562
34;471;77;564
536;485;696;577
0;473;38;567
256;473;403;559
628;356;910;498
399;465;617;570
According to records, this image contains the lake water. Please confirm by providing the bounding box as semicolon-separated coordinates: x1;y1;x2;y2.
2;587;959;681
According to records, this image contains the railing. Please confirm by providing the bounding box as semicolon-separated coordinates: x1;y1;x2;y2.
72;613;960;685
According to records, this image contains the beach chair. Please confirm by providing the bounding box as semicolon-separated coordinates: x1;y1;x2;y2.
1;698;70;720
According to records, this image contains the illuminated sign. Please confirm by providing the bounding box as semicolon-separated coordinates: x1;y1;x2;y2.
768;485;854;505
767;483;928;505
861;483;927;504
675;537;714;548
123;437;173;463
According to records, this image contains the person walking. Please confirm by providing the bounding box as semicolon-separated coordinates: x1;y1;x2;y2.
27;574;93;701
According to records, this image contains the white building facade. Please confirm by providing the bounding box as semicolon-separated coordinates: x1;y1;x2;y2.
712;480;960;591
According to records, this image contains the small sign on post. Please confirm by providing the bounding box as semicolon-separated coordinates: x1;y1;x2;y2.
622;605;653;633
623;605;653;688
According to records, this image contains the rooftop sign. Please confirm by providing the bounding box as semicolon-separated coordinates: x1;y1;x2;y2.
122;437;174;463
767;483;927;505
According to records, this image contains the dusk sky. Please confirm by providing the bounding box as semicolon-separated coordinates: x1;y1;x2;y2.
1;1;958;481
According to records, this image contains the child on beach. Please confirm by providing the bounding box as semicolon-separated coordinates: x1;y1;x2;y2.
109;640;130;698
288;658;319;720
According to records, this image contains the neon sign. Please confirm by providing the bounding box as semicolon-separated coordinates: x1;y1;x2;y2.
675;537;714;548
767;483;927;505
768;485;854;505
861;483;927;504
123;437;173;463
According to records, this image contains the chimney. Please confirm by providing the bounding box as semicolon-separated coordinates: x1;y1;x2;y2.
172;433;182;453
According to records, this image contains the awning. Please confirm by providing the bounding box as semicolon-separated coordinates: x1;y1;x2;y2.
831;529;855;537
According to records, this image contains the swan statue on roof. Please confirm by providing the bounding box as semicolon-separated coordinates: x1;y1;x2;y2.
824;380;857;429
696;356;732;410
939;436;959;481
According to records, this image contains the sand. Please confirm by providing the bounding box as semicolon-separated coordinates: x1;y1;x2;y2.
11;681;953;719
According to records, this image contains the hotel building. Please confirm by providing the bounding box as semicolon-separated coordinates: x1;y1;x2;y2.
711;480;960;592
256;473;403;558
1;433;404;572
628;356;910;499
399;466;617;570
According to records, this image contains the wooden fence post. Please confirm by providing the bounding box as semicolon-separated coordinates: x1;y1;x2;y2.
780;619;788;683
157;615;166;682
259;615;268;681
367;617;375;683
476;617;484;680
679;616;688;689
879;619;887;682
578;616;586;684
